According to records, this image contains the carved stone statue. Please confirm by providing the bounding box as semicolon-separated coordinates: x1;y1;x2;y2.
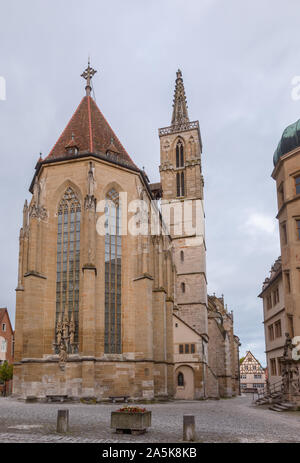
59;340;68;364
62;316;69;341
56;319;62;346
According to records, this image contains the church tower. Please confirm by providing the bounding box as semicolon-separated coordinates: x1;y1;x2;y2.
159;69;208;342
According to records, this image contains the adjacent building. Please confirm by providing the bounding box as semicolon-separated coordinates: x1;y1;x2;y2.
259;257;286;385
0;308;14;365
207;295;240;398
260;117;300;387
0;308;14;395
240;351;266;392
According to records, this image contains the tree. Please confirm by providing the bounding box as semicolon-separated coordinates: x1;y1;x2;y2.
0;361;13;396
239;357;245;364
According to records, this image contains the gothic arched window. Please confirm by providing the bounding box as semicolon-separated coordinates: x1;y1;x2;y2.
176;140;184;168
178;372;184;386
56;187;81;352
176;172;185;197
105;188;122;354
176;173;181;197
181;171;185;196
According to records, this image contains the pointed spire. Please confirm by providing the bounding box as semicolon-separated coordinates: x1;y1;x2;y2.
171;69;189;126
81;58;97;96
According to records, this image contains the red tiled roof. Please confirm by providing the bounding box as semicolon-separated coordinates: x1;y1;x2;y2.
0;308;6;323
45;96;137;168
0;308;14;334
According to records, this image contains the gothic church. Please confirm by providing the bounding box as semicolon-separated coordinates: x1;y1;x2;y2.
13;63;240;400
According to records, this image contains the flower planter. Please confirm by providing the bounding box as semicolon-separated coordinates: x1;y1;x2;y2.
111;408;152;435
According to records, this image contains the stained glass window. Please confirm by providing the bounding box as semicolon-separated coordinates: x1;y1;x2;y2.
55;187;81;351
104;189;122;353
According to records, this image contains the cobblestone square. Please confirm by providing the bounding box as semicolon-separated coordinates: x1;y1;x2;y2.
0;395;300;443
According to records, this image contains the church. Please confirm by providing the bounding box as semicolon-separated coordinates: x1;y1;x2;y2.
13;63;240;401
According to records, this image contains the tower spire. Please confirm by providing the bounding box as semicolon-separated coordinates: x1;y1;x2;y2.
171;69;189;126
81;58;97;96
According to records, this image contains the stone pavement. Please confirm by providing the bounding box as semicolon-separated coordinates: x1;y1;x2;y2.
0;394;300;443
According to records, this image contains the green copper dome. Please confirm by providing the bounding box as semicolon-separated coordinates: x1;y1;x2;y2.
273;119;300;166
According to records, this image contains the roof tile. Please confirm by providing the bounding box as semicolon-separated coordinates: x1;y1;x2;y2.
45;96;137;168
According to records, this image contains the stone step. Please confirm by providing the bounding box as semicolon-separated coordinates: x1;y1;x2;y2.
269;405;284;412
272;404;288;410
278;402;296;410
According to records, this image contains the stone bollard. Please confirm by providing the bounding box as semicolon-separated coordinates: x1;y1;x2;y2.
57;409;69;433
183;414;195;441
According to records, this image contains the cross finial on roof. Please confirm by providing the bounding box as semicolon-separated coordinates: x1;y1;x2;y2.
81;59;97;96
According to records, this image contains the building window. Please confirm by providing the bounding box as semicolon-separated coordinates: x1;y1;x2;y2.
176;140;184;168
273;287;279;305
55;187;81;352
270;358;277;376
181;282;186;293
176;172;185;197
295;175;300;195
181;171;185;196
176;173;181;197
254;374;261;379
1;340;6;353
180;250;184;262
297;220;300;240
275;320;282;338
266;294;272;310
178;372;184;387
179;343;195;354
285;272;291;293
2;324;6;332
268;324;274;341
105;189;122;354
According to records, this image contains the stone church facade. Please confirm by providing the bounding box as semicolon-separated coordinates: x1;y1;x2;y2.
13;63;240;401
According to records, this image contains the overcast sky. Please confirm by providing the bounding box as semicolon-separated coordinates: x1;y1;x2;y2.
1;0;300;365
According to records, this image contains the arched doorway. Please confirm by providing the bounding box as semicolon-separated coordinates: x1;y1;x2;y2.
175;365;195;399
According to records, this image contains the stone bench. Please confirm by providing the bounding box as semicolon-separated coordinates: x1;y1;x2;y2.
46;394;69;403
109;396;129;403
